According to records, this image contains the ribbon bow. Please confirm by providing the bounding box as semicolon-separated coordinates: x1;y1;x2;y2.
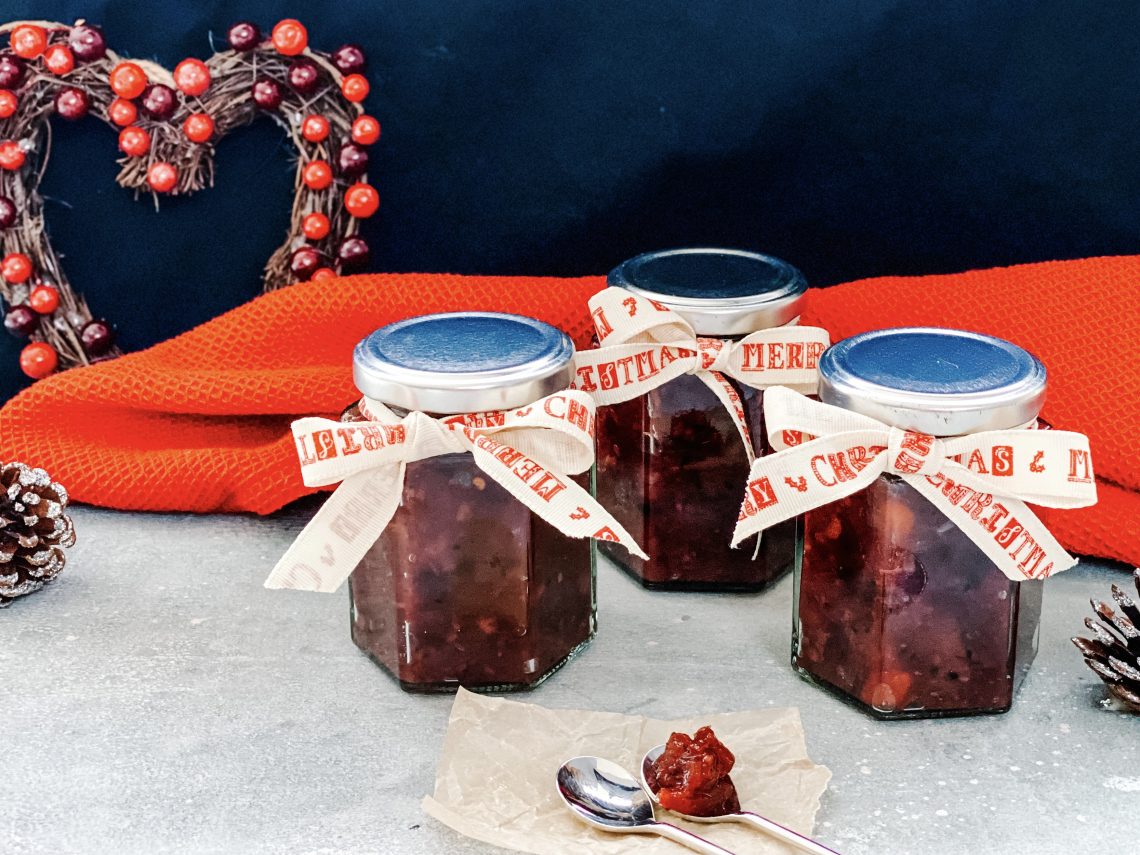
732;387;1097;580
571;288;830;460
265;389;646;592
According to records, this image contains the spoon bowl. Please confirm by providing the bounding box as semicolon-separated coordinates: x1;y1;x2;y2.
557;756;735;854
642;744;842;855
557;756;657;832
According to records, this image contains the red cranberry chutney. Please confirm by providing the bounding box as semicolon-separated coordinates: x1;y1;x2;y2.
646;727;741;817
344;312;597;693
794;327;1050;718
595;248;812;591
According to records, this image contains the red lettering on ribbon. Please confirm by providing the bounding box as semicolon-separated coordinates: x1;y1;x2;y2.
697;337;724;370
1068;448;1093;483
738;476;778;520
593;526;620;543
992;445;1013;476
314;429;337;460
573;364;598;392
592;306;614;340
892;431;934;474
296;435;317;466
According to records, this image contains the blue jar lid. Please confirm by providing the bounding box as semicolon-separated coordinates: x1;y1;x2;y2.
819;327;1047;435
353;312;575;413
607;248;807;335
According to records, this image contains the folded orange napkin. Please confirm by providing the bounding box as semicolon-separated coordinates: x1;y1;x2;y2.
0;257;1134;566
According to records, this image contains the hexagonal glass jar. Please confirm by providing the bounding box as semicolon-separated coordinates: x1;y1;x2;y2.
595;248;809;590
344;313;596;693
793;328;1048;718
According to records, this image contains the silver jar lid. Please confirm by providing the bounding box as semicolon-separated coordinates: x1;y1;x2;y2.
607;247;807;336
818;327;1047;435
353;312;575;414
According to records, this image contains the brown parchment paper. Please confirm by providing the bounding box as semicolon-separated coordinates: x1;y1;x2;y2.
422;689;832;854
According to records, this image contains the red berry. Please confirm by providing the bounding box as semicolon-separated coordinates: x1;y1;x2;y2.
28;285;60;314
43;45;75;76
290;246;323;280
110;62;147;98
1;252;32;283
54;87;89;120
20;341;57;379
108;97;137;126
338;236;370;270
341;74;369;103
4;305;38;337
0;55;25;89
331;44;367;75
0;196;15;229
288;57;320;94
118;126;150;157
351;115;381;146
301;212;330;239
173;58;210;96
272;19;308;56
147;162;178;193
140;84;176;120
68;24;107;62
183;113;214;143
311;266;336;281
227;22;261;51
344;183;379;218
251;78;282;110
338;143;369;177
0;90;16;119
301;115;329;143
10;25;48;60
0;141;25;171
81;319;115;356
302;160;332;190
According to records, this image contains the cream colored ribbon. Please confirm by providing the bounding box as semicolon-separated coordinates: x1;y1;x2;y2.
571;287;830;461
732;386;1098;580
265;389;647;592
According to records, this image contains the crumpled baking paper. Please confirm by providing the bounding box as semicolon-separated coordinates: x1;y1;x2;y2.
422;689;832;854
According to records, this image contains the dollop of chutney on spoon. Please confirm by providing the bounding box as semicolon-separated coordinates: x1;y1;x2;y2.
646;726;741;817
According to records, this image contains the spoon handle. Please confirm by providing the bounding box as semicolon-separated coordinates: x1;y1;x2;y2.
733;812;840;855
651;820;737;854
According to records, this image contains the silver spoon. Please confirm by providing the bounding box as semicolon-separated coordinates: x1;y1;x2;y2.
557;756;736;854
642;745;842;855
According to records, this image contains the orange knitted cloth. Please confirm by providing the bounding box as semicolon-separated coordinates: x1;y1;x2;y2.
0;258;1134;566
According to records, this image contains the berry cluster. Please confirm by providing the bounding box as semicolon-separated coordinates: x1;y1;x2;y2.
217;21;381;281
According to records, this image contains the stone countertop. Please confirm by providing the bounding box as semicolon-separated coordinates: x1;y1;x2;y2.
2;499;1137;854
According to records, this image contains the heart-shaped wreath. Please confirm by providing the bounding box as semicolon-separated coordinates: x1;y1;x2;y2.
0;18;381;378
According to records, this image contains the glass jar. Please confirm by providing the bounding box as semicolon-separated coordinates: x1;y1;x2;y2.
595;248;811;590
793;327;1048;718
346;312;596;692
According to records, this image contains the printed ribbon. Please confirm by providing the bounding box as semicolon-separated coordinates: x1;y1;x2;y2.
732;386;1098;581
571;287;830;461
265;389;646;592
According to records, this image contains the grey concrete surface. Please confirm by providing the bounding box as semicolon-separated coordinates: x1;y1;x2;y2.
1;499;1137;855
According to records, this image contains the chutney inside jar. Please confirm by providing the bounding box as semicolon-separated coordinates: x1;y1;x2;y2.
345;312;597;693
793;327;1050;718
595;248;811;591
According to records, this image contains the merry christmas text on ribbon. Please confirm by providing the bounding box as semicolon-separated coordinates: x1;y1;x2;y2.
732;387;1097;581
265;389;646;592
571;288;830;461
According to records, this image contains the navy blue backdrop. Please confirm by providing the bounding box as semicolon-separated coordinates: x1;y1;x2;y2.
2;1;1137;399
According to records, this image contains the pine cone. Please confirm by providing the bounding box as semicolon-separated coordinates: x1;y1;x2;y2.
0;462;75;607
1072;569;1140;713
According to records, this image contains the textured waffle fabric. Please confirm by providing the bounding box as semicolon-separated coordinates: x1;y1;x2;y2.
0;259;1133;566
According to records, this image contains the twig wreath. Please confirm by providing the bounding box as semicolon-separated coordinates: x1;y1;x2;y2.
0;18;381;378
